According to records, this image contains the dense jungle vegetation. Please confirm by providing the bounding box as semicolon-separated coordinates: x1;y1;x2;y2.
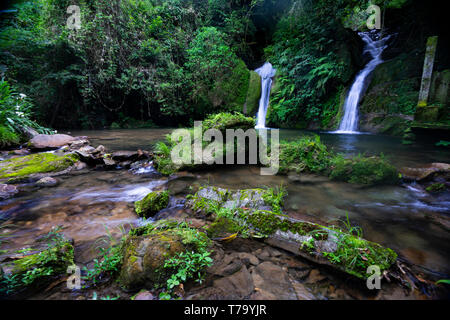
0;0;448;144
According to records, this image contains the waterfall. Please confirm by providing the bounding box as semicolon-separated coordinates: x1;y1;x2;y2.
255;62;276;129
335;31;390;134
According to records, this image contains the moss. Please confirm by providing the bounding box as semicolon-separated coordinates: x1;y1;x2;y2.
0;152;79;180
278;135;331;174
426;183;446;193
202;112;255;133
323;233;398;280
330;154;399;185
0;238;74;296
244;71;261;116
134;190;169;218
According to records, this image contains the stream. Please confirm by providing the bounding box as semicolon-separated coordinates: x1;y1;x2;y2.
1;128;449;298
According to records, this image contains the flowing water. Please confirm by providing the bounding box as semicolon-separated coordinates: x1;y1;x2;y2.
255;62;276;129
1;129;449;294
335;31;391;134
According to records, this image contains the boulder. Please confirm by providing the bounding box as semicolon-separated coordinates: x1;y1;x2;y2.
0;239;74;297
0;183;19;200
0;152;79;182
29;134;77;150
36;177;59;187
134;191;169;218
399;163;450;182
119;222;210;291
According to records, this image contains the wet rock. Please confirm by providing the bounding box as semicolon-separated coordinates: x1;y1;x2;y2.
10;149;30;156
69;139;90;150
74;161;88;171
399;163;450;182
212;265;254;299
0;183;19;200
103;158;117;167
111;151;142;162
133;290;156;300
36;177;59;187
134;191;169;218
94;145;106;154
0;152;79;181
167;173;199;195
251;261;297;300
29;134;77;150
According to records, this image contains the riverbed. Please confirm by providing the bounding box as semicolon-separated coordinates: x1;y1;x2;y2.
1;128;449;299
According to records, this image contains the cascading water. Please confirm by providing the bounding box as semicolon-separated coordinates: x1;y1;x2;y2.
335;31;391;134
255;62;276;129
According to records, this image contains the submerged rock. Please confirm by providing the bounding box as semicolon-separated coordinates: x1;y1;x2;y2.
0;183;19;199
134;190;169;218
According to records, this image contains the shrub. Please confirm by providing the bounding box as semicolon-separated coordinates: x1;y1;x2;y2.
278;135;331;174
330;154;399;185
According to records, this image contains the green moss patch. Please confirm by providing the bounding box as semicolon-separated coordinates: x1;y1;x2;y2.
0;152;79;180
134;190;169;218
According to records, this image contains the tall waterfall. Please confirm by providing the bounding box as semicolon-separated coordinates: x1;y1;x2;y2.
255;62;276;129
335;32;390;134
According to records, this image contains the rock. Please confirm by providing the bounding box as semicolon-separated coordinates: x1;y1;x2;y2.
103;158;117;167
36;177;59;187
133;290;156;300
18;126;39;140
0;239;74;297
0;184;19;200
399;163;450;182
69;139;90;150
305;269;327;284
134;191;169;218
94;145;106;154
74;161;88;170
29;134;77;150
119;223;210;291
0;152;79;181
111;151;140;162
237;252;259;266
250;261;297;300
292;282;315;300
212;265;254;299
10;149;30;156
119;230;186;291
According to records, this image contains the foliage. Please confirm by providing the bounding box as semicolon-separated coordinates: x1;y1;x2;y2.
82;226;127;286
278;135;332;174
0;227;74;296
0;79;54;146
0;0;265;129
329;153;400;185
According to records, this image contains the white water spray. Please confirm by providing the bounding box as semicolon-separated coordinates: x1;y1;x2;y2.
335;32;390;134
255;62;276;129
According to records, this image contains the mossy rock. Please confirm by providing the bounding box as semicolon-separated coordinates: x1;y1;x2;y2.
0;152;79;181
119;220;210;291
186;186;284;215
414;105;441;122
202;112;255;133
244;71;261;116
134;190;169;218
0;240;74;297
330;155;400;185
